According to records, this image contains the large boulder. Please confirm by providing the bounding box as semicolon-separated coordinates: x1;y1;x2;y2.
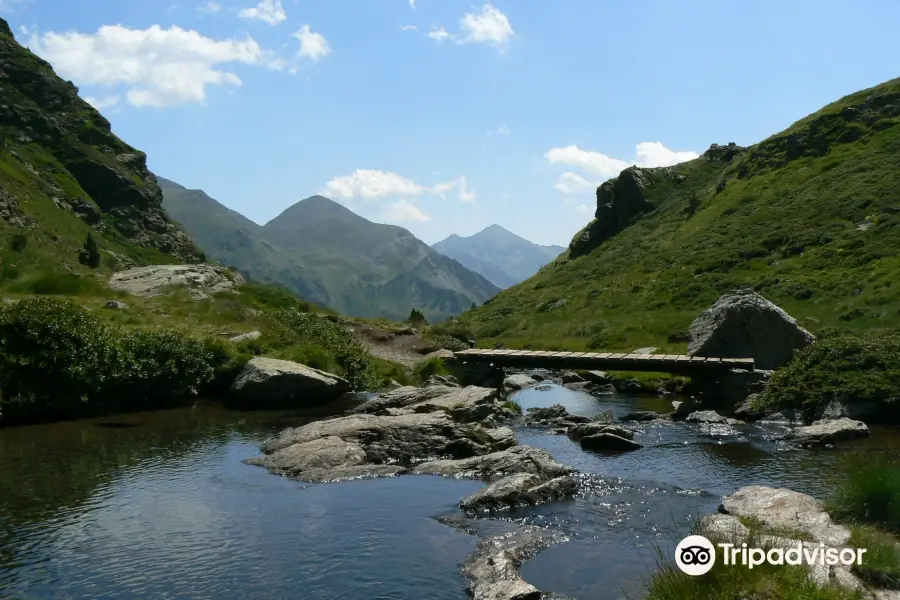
687;290;815;370
719;485;850;546
412;445;575;480
351;384;503;424
459;474;577;512
230;357;350;406
788;418;870;446
108;264;244;300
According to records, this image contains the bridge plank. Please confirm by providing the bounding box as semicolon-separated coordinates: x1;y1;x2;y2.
706;358;721;363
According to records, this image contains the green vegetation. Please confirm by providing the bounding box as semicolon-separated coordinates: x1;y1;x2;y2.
458;79;900;352
827;454;900;535
756;332;900;419
502;399;523;414
159;178;499;322
0;297;212;422
848;526;900;589
412;356;448;382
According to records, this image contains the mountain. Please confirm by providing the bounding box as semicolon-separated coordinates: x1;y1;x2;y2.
432;225;566;288
0;19;200;274
161;185;500;321
458;78;900;350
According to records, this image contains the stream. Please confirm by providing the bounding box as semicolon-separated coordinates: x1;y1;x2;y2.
1;382;898;599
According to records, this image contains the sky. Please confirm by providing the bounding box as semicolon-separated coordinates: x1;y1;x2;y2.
1;0;898;246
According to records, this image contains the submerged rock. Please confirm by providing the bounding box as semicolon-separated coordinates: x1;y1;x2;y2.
788;418;870;446
687;289;815;370
620;410;663;422
503;374;537;391
567;422;634;442
229;357;350;406
580;433;643;452
108;264;243;300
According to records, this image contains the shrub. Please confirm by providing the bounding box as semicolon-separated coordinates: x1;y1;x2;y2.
79;232;100;268
848;526;900;589
0;298;213;420
413;356;447;383
6;272;108;296
758;332;900;419
274;310;376;390
9;233;26;252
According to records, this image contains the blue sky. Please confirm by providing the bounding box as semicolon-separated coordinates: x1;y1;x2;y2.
2;0;898;246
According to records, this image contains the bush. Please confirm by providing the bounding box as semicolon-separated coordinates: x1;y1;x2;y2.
9;233;26;252
412;356;447;383
0;298;213;421
79;232;100;268
758;332;900;419
6;272;108;296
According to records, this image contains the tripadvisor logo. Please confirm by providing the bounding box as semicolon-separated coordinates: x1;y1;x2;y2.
675;535;867;576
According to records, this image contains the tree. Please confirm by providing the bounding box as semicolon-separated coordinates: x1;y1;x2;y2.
79;232;101;268
408;307;428;325
470;302;477;310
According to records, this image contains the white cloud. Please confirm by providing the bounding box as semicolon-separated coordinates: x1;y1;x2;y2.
545;142;699;180
27;25;282;108
487;122;509;136
427;26;453;43
293;25;331;61
399;24;418;32
409;0;416;8
385;199;429;222
322;169;475;204
84;95;120;110
459;3;514;47
554;171;596;195
457;176;476;203
198;1;221;13
238;0;286;25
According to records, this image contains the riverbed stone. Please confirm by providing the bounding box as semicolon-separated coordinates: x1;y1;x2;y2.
459;473;577;512
462;526;571;600
567;422;634;442
719;485;851;546
108;264;243;300
503;374;537;391
580;370;611;384
687;289;815;370
685;410;743;426
788;418;870;446
229;357;350;406
580;433;643;452
620;411;662;422
350;385;458;415
560;371;584;384
591;383;618;396
412;445;575;479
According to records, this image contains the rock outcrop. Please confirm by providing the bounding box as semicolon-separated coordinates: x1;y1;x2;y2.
569;167;654;258
688;290;815;370
230;357;351;407
0;21;200;262
459;474;577;513
108;264;244;299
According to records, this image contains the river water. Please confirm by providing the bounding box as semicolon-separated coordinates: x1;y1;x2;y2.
1;383;898;600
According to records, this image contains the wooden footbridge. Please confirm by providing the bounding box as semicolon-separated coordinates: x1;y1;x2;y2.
452;349;755;374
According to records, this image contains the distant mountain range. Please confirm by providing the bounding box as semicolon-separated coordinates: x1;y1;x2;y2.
432;225;565;288
159;178;499;321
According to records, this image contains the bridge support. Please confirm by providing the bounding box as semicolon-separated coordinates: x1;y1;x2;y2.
685;368;772;407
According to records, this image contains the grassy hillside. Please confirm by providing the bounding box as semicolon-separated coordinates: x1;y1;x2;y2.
432;224;566;288
0;19;199;277
458;78;900;351
162;182;500;322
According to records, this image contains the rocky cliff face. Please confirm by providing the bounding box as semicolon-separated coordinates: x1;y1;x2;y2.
0;19;200;263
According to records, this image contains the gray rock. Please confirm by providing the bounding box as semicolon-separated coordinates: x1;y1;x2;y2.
351;385;459;415
459;474;577;512
560;371;584;384
423;349;455;361
230;357;350;406
733;394;767;422
567;422;634;442
672;399;698;417
108;264;244;300
813;399;881;421
462;526;570;600
687;289;815;370
581;433;643;452
525;405;568;421
591;408;615;423
412;445;575;479
103;300;128;309
405;386;502;424
698;513;749;538
534;385;552;392
620;411;661;422
591;383;618;396
425;374;461;388
788;418;870;446
580;370;610;384
719;485;850;546
228;330;261;343
503;374;537;391
685;410;743;426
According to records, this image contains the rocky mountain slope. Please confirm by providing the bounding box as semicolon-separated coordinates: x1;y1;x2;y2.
432;225;565;288
0;19;200;275
161;180;500;321
458;78;900;350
